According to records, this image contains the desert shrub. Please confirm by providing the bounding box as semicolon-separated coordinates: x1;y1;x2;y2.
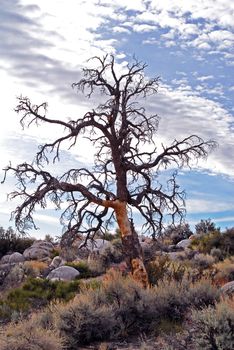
0;226;34;258
152;279;192;322
36;308;55;330
0;278;80;322
106;273;190;326
80;277;103;291
191;299;234;349
51;247;61;258
65;260;95;278
147;256;201;285
0;302;17;323
192;253;215;269
44;234;55;243
88;256;107;275
102;238;124;264
191;228;234;258
60;246;78;262
51;272;220;346
163;223;193;244
55;271;190;346
165;261;188;282
195;219;219;235
213;257;234;285
191;231;221;253
210;247;223;261
146;255;171;285
187;278;220;308
0;317;64;350
56;293;116;349
152;278;219;322
101;229;121;241
24;260;49;277
101;270;160;335
222;227;234;255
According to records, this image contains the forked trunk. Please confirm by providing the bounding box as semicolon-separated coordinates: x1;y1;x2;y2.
114;200;149;288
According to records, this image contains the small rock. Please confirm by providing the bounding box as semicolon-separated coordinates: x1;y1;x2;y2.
50;256;65;269
221;281;234;296
176;239;191;250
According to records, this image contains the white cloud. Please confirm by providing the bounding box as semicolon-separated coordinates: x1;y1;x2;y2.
197;75;214;81
147;83;234;178
34;213;60;225
186;198;234;214
112;1;234;59
142;37;158;45
133;24;157;33
113;26;131;34
161;30;176;40
0;0;233;235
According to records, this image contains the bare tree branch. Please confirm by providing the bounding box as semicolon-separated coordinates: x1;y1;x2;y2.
3;54;217;247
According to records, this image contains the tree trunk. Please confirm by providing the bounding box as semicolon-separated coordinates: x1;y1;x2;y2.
114;200;149;288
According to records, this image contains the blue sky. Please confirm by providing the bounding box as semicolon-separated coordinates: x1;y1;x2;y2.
0;0;234;238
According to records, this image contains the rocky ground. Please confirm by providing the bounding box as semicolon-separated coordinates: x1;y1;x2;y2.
0;228;233;349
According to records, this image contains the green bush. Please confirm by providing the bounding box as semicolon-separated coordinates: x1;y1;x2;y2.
51;248;60;259
163;223;193;244
0;226;34;258
102;229;121;241
191;299;234;349
195;219;219;235
65;260;95;278
147;256;200;285
0;278;80;322
191;228;234;258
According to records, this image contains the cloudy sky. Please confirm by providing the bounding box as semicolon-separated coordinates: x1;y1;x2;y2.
0;0;234;238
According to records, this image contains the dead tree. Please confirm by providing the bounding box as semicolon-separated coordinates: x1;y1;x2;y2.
2;55;216;287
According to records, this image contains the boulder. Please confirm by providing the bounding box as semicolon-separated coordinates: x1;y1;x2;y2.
46;266;80;281
23;240;54;260
0;254;11;264
50;256;65;269
176;239;191;250
81;239;111;253
78;239;113;261
1;252;25;264
2;263;25;288
0;264;12;285
221;281;234;296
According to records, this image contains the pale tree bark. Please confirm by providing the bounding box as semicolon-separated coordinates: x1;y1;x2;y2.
114;200;149;287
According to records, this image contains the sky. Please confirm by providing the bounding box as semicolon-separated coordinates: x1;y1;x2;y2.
0;0;234;239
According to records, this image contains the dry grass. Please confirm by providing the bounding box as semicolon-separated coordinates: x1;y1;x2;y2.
24;260;49;277
213;256;234;285
0;315;64;350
